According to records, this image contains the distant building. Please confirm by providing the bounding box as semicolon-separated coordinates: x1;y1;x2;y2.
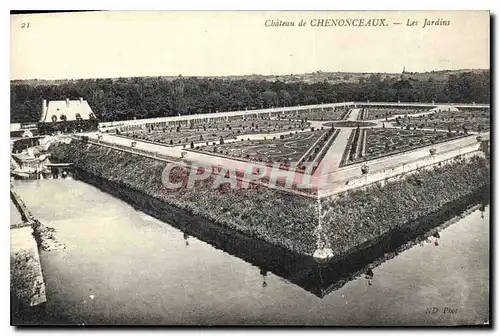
10;123;38;138
38;98;98;135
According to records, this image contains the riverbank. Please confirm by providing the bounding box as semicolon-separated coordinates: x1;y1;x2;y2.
10;178;489;325
11;187;66;325
314;186;489;297
10;227;47;325
320;155;490;258
50;141;318;255
10;194;46;325
49;140;490;258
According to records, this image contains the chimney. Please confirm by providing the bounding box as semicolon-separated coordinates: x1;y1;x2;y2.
79;97;83;103
66;98;70;107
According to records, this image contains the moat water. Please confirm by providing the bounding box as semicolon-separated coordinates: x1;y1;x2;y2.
11;179;490;325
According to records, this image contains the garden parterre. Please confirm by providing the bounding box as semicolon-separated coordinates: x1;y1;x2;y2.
359;107;429;120
392;108;490;132
119;118;310;147
193;129;328;165
341;128;467;166
279;106;350;121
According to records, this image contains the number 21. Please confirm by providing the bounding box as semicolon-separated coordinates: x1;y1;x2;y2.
21;22;30;28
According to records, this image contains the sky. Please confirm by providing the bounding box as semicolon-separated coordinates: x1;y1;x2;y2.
10;10;490;80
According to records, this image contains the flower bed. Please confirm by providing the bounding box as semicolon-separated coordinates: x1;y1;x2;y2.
360;107;428;120
392;109;490;132
340;128;468;166
193;129;326;165
280;106;350;121
118;118;308;147
323;121;377;128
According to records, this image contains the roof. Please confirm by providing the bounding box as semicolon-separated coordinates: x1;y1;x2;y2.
39;99;96;123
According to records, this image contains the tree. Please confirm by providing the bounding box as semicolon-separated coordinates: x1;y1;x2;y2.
9;70;490;123
190;141;194;149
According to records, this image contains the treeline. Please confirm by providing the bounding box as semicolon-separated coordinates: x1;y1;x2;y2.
10;71;490;123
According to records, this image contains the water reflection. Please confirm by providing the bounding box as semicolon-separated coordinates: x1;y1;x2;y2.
11;178;490;325
68;170;489;299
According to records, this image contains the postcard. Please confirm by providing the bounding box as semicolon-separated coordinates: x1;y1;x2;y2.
10;10;490;326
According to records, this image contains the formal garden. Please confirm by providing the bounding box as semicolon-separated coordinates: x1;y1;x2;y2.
323;120;377;128
191;128;329;166
391;108;490;133
359;107;429;120
278;106;350;121
340;128;467;166
117;118;310;147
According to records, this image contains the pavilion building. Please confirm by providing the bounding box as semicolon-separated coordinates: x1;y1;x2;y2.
38;98;98;135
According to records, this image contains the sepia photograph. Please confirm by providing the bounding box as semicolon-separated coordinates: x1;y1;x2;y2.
9;10;491;326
